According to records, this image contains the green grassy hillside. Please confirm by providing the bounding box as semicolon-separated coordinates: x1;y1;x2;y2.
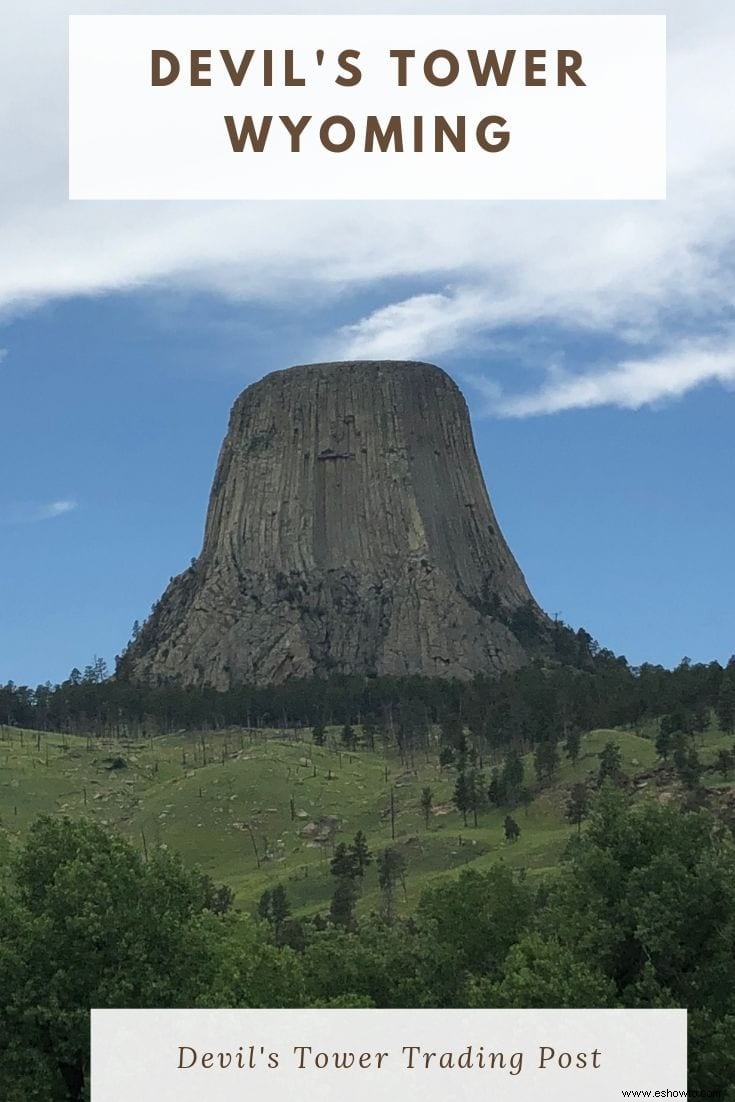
0;722;731;915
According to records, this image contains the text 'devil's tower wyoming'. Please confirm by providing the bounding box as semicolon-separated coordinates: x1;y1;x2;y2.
125;361;549;687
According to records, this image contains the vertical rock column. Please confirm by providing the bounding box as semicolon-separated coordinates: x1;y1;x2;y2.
125;361;548;687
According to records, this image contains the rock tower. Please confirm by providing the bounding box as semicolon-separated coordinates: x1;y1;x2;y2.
125;361;548;687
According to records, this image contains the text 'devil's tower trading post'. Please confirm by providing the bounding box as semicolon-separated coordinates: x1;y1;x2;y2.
91;1008;686;1102
68;14;666;201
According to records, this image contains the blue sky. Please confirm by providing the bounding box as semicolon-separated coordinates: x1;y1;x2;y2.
2;0;734;686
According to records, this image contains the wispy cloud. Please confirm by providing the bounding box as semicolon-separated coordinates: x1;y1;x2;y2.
333;291;486;361
0;349;7;364
38;499;77;520
467;339;735;418
3;499;78;525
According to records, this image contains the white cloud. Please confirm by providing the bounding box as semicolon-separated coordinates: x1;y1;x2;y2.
3;499;78;525
467;338;735;417
1;1;735;417
41;499;77;519
0;349;7;363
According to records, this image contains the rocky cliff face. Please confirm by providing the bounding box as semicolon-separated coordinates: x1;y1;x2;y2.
125;361;549;687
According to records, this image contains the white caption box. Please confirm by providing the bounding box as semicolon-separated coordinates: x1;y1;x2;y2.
91;1007;686;1101
69;14;666;200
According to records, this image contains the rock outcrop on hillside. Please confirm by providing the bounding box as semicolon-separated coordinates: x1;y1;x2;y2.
124;361;549;687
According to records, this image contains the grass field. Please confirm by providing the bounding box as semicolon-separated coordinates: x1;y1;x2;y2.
0;721;731;916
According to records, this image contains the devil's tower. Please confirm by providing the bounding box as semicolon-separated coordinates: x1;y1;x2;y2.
125;361;549;687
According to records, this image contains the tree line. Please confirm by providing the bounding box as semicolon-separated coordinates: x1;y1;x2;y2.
2;633;734;757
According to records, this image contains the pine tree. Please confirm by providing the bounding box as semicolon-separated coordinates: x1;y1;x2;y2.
453;771;470;826
312;722;326;747
330;877;359;927
598;741;623;785
502;749;524;803
656;726;673;761
341;723;357;750
420;786;434;829
438;745;455;770
466;768;486;827
566;783;589;833
330;842;359;880
564;727;581;764
270;884;290;928
377;847;407;923
674;746;702;789
487;767;505;808
256;889;272;922
350;830;372;876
